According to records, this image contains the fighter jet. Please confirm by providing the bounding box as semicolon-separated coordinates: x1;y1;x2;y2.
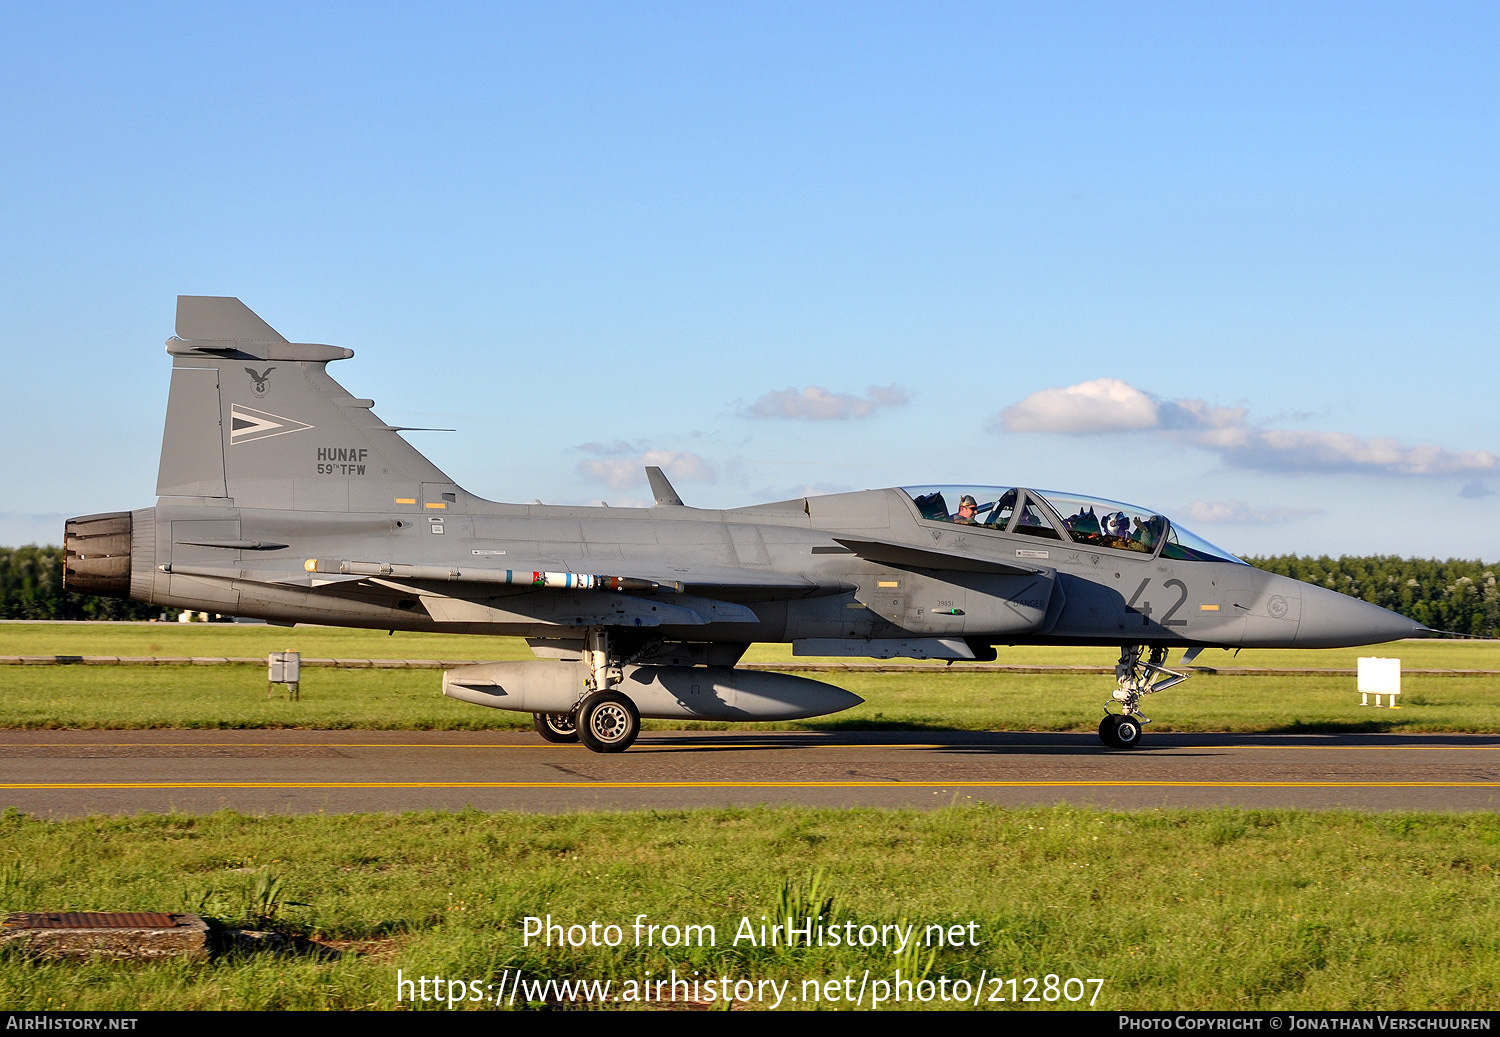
63;297;1424;752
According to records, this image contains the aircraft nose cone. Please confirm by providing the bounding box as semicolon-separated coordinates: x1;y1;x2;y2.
1294;584;1424;648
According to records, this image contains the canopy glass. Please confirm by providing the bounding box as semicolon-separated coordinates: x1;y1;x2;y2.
901;486;1246;564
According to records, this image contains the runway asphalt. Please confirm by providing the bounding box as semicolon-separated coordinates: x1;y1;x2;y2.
3;728;1498;815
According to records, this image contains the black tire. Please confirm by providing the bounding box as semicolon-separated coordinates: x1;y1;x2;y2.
1099;713;1143;750
576;691;640;753
533;712;579;743
1098;714;1120;748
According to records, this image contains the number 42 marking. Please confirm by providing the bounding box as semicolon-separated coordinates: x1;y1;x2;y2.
1126;578;1188;628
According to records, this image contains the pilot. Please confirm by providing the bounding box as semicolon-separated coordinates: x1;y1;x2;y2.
1099;511;1131;547
954;495;980;525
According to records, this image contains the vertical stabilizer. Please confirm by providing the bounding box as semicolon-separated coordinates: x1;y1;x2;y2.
175;296;288;343
156;297;462;511
645;465;684;506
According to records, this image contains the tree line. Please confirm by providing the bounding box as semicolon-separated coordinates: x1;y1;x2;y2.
2;544;1497;636
0;546;163;620
1245;555;1499;639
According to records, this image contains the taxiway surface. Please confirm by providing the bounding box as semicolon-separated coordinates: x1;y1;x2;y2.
3;729;1498;815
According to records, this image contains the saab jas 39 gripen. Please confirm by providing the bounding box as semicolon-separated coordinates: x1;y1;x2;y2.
64;298;1424;752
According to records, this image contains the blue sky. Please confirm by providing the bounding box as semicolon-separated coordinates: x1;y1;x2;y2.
3;2;1496;559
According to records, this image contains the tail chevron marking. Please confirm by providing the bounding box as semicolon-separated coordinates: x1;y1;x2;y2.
229;405;315;444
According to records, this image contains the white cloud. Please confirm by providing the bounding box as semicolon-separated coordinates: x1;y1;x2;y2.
1207;428;1498;476
576;440;636;456
995;378;1161;434
577;449;716;491
1158;397;1248;432
744;384;910;420
995;378;1499;479
1179;500;1319;526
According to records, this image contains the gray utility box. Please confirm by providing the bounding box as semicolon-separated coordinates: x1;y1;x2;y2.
268;650;301;698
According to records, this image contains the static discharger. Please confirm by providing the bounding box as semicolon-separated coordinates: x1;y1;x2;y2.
304;558;681;593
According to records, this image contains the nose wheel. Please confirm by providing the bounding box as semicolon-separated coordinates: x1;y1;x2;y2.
1099;645;1200;749
1098;713;1143;749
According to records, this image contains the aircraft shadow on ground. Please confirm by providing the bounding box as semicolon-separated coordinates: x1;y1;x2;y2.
627;726;1494;756
1261;720;1403;735
626;729;1178;756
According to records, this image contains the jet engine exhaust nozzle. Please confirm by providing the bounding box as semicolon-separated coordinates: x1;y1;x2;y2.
63;512;133;597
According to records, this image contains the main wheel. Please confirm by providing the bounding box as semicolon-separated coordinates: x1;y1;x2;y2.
1099;713;1143;750
533;712;579;743
576;691;640;753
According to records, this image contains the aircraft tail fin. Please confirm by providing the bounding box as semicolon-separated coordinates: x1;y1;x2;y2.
175;295;289;343
645;465;684;506
156;296;464;512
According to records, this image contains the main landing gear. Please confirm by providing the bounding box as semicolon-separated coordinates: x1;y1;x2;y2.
575;690;640;753
533;712;578;743
530;695;642;753
1100;645;1198;750
531;627;642;753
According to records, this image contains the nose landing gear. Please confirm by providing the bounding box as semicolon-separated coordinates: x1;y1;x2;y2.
1100;645;1199;749
1098;713;1143;749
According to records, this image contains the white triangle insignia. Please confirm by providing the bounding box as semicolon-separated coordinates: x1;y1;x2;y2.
229;404;314;444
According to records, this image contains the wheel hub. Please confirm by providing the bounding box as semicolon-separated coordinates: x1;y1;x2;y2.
590;703;630;741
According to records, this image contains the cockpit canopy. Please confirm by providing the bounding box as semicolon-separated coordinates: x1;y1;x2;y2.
901;486;1245;564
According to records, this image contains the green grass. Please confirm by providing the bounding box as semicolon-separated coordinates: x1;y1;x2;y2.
0;622;535;662
0;625;1496;732
4;622;1500;670
2;627;1498;1012
1;806;1498;1011
1;661;1497;733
